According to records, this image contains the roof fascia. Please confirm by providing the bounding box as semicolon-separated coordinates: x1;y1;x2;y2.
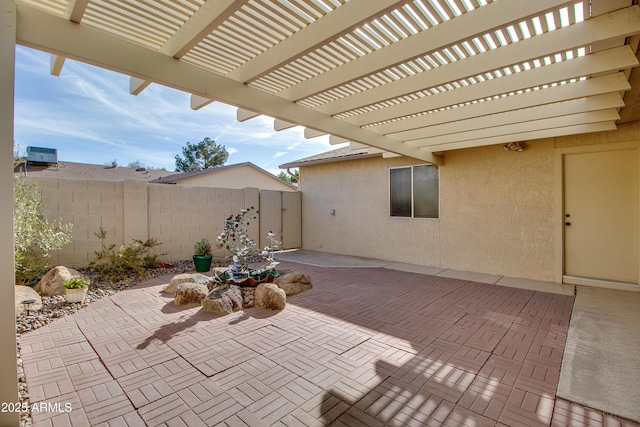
279;151;383;169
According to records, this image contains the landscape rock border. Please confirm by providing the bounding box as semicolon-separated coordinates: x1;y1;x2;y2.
166;269;312;316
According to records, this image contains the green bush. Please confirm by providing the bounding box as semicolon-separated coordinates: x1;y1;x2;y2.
89;227;165;282
14;173;73;284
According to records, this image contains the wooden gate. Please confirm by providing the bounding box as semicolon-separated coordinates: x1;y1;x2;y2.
259;190;301;250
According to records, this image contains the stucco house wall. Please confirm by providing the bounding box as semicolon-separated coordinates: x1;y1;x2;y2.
298;122;640;283
156;163;296;192
176;165;294;191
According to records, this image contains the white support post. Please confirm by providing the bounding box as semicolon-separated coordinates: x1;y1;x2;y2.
0;1;21;426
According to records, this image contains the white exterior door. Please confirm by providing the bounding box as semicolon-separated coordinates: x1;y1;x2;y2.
563;149;639;285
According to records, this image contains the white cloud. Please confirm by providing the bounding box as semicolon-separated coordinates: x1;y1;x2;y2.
13;45;336;172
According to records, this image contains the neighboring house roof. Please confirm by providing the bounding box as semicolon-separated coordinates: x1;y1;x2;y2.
151;162;297;190
15;161;168;182
279;146;383;169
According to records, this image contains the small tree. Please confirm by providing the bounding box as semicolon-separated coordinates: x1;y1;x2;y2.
175;137;229;172
278;169;299;184
127;160;166;171
14;173;73;284
127;160;144;169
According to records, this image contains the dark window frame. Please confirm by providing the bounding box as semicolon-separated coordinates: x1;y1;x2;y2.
389;165;439;218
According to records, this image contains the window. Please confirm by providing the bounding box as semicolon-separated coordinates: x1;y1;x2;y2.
390;165;439;218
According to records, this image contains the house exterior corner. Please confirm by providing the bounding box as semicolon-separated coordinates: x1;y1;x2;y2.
296;122;640;286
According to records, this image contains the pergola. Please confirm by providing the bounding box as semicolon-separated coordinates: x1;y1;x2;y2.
1;0;639;423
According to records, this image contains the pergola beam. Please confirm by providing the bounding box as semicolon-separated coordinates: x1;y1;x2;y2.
273;119;296;131
190;94;214;110
49;54;65;76
226;0;405;83
373;72;631;135
320;6;640;116
278;0;576;101
393;92;624;141
330;135;350;145
131;0;246;96
350;45;638;126
64;0;89;23
129;77;151;96
423;122;617;153
408;109;620;148
15;6;441;164
237;108;260;122
304;128;327;139
160;0;247;58
49;0;89;76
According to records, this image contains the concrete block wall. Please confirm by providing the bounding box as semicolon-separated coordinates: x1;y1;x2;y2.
28;177;124;267
147;184;248;261
27;177;267;268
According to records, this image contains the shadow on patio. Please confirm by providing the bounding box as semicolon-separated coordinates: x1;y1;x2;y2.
282;263;571;426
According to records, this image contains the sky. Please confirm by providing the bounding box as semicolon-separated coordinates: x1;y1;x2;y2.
13;45;341;176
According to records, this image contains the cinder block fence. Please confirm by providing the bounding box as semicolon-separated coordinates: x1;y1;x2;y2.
28;177;289;268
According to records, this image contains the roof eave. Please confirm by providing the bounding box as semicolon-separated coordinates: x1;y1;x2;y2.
279;151;383;169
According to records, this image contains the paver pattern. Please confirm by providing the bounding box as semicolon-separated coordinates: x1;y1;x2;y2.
20;262;639;426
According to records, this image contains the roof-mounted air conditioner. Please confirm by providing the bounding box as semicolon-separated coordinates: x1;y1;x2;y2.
26;146;58;165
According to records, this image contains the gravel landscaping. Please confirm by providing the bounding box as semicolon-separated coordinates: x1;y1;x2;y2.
15;260;215;427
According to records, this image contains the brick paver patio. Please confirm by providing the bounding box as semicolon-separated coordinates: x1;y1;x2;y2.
19;261;639;426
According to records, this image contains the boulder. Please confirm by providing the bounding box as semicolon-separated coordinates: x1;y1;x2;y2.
255;283;286;311
274;272;312;296
164;273;212;294
15;285;42;316
202;285;243;315
173;283;209;306
34;266;85;296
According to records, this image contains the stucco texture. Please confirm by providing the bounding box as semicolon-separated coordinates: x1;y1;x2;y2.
439;140;556;280
300;122;640;283
175;164;295;192
299;139;557;282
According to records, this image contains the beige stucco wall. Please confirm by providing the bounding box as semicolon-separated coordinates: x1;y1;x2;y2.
178;165;295;192
299;122;640;283
439;139;556;279
300;157;441;266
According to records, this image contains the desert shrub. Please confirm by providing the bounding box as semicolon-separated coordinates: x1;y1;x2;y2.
14;174;73;284
89;227;165;282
